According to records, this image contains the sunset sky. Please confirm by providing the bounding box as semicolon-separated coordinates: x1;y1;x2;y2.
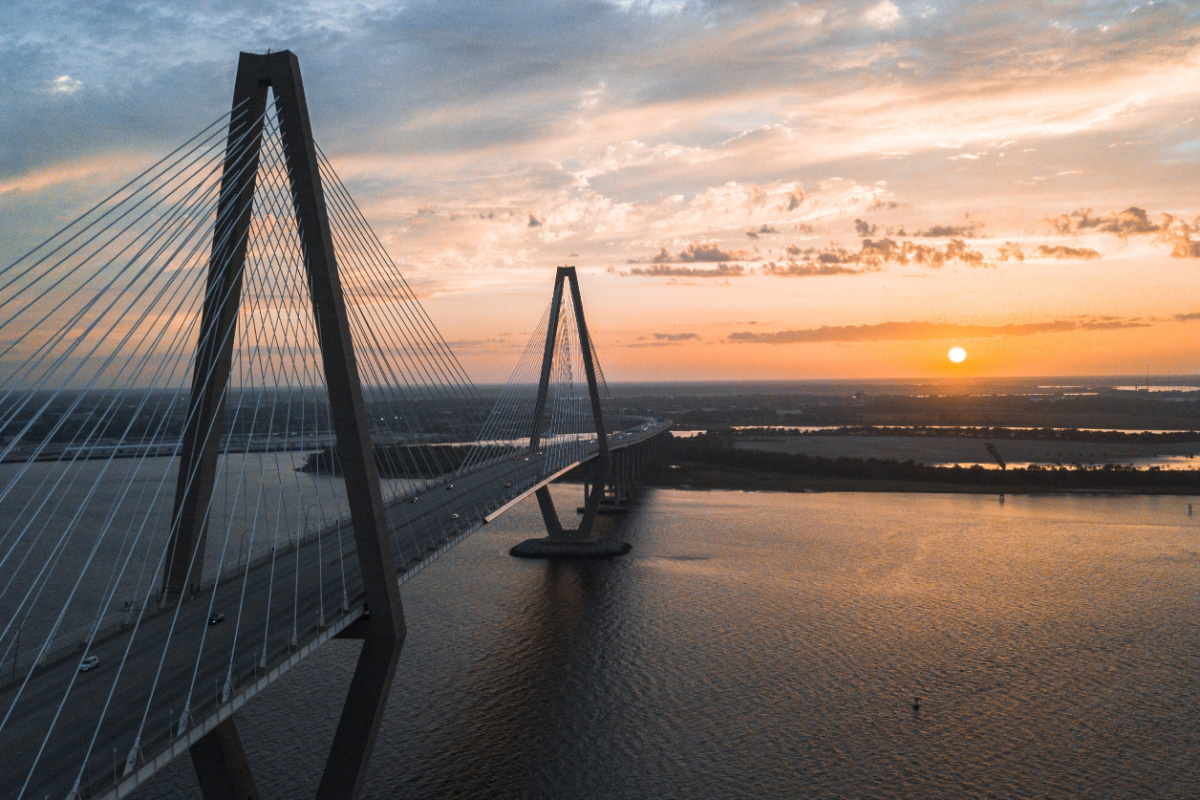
2;0;1199;382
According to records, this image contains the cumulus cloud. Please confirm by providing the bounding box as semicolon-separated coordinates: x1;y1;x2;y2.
780;236;988;271
1048;206;1159;236
1158;214;1200;258
1046;206;1200;258
608;263;746;278
643;240;751;263
1036;244;1102;261
730;317;1149;344
996;242;1025;262
861;1;902;30
662;180;807;232
854;219;877;237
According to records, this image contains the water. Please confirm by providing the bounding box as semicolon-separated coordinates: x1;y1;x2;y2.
1112;385;1200;393
124;486;1200;799
0;453;418;671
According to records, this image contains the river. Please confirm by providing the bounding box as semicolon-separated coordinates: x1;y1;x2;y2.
124;485;1200;799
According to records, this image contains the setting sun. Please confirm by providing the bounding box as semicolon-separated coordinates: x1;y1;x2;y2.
948;346;967;363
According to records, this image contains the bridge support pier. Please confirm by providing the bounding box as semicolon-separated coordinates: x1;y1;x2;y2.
511;267;629;559
578;436;661;515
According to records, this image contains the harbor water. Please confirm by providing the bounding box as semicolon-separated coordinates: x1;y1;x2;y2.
133;486;1200;799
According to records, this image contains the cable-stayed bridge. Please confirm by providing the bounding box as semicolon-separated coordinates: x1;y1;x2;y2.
0;51;668;800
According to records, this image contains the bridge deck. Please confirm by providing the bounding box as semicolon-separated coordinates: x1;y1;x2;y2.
0;423;667;800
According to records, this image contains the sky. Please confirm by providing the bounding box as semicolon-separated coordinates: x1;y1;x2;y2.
1;0;1199;382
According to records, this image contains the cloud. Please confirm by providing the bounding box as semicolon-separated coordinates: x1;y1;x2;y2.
910;223;981;238
658;179;808;234
2;0;1199;383
0;154;131;196
1157;214;1200;258
47;75;83;95
1048;206;1159;236
746;224;777;238
782;236;988;271
861;1;902;30
729;317;1150;344
652;332;699;341
854;218;877;237
1174;312;1200;322
1036;244;1102;261
609;263;746;278
572;139;715;182
644;240;751;263
762;260;875;277
996;242;1025;262
1046;206;1200;258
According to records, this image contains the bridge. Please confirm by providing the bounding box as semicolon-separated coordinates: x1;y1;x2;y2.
0;51;668;800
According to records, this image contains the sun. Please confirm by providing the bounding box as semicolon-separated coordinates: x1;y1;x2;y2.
948;346;967;363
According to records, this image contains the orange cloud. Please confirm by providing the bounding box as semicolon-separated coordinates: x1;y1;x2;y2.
0;155;134;195
1035;245;1102;261
646;241;751;263
608;263;746;278
730;318;1148;344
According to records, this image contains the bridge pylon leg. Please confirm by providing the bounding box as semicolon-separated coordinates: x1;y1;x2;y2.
170;50;405;800
189;718;259;800
511;267;629;559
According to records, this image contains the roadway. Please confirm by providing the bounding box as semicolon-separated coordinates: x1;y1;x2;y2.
0;421;668;799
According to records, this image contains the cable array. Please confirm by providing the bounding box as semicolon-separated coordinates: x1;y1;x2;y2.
0;74;635;797
0;86;488;798
460;280;615;483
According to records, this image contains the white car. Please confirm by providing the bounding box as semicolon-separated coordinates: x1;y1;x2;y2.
449;513;461;520
78;656;100;672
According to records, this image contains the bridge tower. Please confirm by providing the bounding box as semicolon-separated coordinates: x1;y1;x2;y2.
162;51;404;800
510;267;631;558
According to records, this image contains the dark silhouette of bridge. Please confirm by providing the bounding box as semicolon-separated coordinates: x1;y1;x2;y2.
0;51;667;800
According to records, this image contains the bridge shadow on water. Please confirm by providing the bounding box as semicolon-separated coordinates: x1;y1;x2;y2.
392;498;648;799
133;485;654;799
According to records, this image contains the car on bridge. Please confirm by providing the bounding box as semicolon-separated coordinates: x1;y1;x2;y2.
208;613;225;625
78;656;99;672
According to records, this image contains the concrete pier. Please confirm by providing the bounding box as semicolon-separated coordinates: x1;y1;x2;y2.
510;537;631;558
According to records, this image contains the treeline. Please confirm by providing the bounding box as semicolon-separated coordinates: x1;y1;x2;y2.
667;433;1200;491
735;425;1200;445
301;443;511;478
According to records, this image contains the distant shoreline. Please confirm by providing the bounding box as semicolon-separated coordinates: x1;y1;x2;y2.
647;431;1200;496
641;462;1200;496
